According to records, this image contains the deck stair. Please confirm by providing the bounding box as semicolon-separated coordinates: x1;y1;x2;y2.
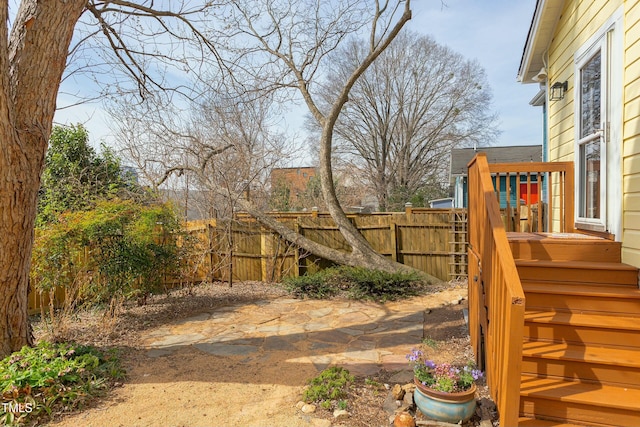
507;232;640;426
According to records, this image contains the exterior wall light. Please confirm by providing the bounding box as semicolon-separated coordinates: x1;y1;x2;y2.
550;81;568;101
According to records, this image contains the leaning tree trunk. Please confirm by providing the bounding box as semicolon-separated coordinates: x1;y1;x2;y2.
312;2;425;277
234;197;437;281
0;0;85;357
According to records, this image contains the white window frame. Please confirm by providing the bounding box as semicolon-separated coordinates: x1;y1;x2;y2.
573;7;623;237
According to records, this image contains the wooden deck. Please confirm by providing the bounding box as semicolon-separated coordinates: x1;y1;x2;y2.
468;155;640;426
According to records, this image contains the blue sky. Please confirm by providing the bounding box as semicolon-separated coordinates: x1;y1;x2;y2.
54;1;542;151
408;0;542;147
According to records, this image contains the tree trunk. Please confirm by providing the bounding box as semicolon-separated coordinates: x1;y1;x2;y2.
311;2;426;278
0;0;85;357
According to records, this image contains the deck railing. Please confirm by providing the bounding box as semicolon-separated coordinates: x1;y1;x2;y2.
488;161;574;233
467;154;526;426
468;155;576;424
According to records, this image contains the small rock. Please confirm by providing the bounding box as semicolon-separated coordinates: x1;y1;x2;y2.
384;383;391;390
383;391;398;414
479;397;496;412
402;390;414;407
477;397;496;422
301;403;317;414
450;298;461;305
392;384;405;400
296;401;305;410
401;383;415;393
333;409;350;421
394;404;412;414
393;411;416;427
395;400;402;407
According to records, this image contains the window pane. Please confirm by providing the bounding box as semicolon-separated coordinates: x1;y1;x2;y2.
580;139;601;218
580;52;601;139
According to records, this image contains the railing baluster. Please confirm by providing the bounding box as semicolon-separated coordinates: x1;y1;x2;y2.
537;173;543;232
549;171;554;232
506;172;512;231
526;173;532;232
515;173;521;232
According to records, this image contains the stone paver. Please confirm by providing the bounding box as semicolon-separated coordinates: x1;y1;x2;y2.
142;289;468;375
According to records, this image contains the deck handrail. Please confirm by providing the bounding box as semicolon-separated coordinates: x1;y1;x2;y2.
488;161;574;233
467;154;525;426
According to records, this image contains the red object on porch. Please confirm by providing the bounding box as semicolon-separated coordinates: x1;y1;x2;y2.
519;182;539;204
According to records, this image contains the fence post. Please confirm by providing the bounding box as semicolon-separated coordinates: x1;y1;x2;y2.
405;202;413;220
311;206;318;218
260;228;274;282
207;223;215;283
294;220;301;277
390;221;398;262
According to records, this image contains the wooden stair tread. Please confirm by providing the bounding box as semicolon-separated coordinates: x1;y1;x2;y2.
522;282;640;297
520;375;640;410
515;259;638;271
507;232;608;242
522;341;640;368
524;310;640;330
519;417;586;427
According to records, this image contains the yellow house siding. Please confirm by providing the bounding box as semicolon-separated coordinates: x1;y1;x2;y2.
548;0;623;164
549;0;622;166
623;1;640;265
623;95;640;123
623;124;640;156
627;0;640;27
623;71;640;105
624;173;640;192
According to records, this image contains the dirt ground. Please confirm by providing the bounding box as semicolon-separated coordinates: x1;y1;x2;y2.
32;280;487;427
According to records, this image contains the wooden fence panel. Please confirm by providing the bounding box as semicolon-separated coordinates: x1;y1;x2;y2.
28;208;470;311
192;210;463;283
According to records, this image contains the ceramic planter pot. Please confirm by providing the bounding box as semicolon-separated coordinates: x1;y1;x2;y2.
413;378;477;423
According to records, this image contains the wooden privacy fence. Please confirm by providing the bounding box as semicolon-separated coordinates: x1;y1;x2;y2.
180;207;468;284
27;207;468;313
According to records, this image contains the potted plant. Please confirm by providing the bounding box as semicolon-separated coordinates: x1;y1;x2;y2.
406;348;483;423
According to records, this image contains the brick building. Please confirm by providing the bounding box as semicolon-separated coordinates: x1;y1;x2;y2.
270;167;317;208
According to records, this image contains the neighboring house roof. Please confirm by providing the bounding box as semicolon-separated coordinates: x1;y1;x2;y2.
450;145;543;177
517;0;564;83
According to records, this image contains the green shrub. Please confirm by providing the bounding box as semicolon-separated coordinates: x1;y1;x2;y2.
31;199;192;308
281;268;339;299
303;367;354;409
0;341;124;426
282;266;425;302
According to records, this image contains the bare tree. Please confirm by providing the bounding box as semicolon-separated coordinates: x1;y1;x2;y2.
0;0;227;357
207;0;436;278
311;31;499;211
115;1;434;280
